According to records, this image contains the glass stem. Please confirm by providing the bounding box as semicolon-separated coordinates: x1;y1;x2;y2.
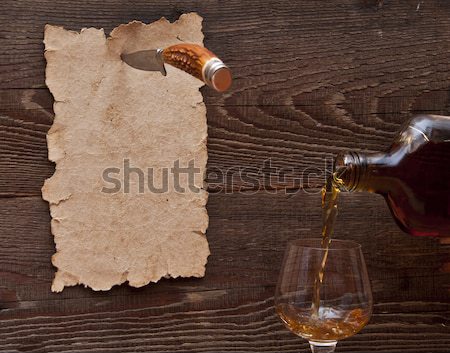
309;341;337;353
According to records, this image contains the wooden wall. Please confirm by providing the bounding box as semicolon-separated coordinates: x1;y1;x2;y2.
0;1;449;351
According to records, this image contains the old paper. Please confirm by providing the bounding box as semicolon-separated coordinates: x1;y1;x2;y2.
42;13;209;292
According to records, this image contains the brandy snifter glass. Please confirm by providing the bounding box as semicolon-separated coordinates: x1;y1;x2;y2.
275;239;373;353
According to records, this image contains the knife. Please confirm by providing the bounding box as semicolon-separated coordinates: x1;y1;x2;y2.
121;43;232;92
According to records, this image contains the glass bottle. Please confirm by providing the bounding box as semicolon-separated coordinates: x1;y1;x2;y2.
335;115;450;237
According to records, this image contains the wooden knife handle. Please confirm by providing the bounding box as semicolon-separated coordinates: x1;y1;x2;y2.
162;43;232;92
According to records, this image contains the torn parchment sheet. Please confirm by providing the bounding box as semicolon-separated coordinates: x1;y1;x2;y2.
42;13;209;292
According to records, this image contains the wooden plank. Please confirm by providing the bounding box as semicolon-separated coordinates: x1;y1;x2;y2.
0;288;449;353
0;192;448;304
0;193;449;352
1;88;450;196
1;0;450;102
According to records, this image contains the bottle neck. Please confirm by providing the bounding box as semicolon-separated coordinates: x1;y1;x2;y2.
334;151;387;192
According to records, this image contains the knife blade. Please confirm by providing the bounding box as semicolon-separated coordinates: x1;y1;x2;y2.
121;49;167;76
121;43;232;92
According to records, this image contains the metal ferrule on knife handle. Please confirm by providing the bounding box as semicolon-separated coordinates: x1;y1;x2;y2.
161;44;232;92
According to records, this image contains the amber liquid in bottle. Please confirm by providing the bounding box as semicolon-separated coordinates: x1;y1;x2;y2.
336;115;450;237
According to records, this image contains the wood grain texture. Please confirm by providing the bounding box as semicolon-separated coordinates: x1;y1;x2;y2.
0;193;449;352
0;0;450;352
2;87;450;195
0;292;449;353
2;0;450;195
0;192;448;303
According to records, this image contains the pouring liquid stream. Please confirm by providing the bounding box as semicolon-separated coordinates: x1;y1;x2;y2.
311;172;345;317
